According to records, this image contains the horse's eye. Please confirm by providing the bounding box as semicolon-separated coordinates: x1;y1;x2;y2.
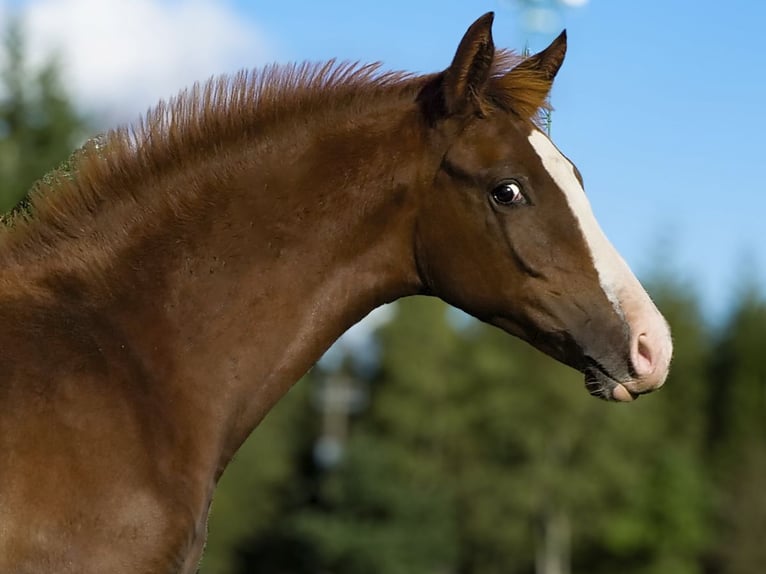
490;180;527;206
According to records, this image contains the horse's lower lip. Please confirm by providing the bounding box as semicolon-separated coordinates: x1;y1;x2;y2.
583;365;636;402
610;383;636;402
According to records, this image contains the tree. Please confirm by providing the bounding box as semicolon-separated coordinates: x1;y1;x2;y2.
199;375;318;574
267;290;711;574
707;288;766;574
0;16;90;213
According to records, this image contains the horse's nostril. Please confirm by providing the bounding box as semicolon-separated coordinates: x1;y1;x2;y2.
628;325;672;393
632;332;654;376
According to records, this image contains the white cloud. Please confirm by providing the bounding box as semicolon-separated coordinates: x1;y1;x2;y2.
8;0;274;125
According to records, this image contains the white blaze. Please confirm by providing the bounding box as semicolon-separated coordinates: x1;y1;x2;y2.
527;129;637;317
528;129;673;390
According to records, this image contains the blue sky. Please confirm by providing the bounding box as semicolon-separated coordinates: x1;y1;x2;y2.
5;0;765;321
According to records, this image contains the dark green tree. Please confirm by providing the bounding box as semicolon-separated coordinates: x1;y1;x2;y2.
273;288;711;574
0;16;90;213
707;288;766;574
200;376;318;574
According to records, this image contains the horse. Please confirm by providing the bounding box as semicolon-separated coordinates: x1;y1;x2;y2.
0;12;672;573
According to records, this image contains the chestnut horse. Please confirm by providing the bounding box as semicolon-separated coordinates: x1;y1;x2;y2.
0;13;671;573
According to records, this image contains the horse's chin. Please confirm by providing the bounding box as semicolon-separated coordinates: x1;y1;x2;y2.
488;317;642;402
583;366;636;402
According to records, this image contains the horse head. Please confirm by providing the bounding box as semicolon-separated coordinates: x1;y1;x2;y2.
414;13;672;401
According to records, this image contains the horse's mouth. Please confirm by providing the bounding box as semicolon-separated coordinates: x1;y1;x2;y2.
583;362;639;402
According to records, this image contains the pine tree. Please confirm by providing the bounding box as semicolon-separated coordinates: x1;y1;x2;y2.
707;289;766;574
200;376;318;574
273;290;711;574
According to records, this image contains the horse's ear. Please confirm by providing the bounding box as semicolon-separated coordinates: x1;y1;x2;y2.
442;12;496;116
498;30;567;120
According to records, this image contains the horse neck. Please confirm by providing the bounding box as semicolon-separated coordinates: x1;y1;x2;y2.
48;96;427;466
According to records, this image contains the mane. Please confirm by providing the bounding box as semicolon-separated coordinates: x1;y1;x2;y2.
0;49;544;256
0;60;419;252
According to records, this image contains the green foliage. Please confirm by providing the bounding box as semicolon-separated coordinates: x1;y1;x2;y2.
706;290;766;574
295;432;459;574
316;296;712;574
200;377;317;574
0;16;90;213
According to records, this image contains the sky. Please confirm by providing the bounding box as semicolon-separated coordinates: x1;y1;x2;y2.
1;0;764;326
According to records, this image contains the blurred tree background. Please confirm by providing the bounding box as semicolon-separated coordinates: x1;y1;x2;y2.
2;10;765;574
0;17;90;213
197;279;764;574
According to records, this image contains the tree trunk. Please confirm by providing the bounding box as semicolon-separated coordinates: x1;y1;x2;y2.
536;507;571;574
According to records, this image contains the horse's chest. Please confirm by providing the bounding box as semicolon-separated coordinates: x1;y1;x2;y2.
0;495;205;574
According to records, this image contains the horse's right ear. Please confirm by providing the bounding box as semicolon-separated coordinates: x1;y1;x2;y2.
441;12;496;117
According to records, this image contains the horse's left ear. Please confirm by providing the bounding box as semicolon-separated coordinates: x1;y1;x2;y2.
498;30;567;120
442;12;496;116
